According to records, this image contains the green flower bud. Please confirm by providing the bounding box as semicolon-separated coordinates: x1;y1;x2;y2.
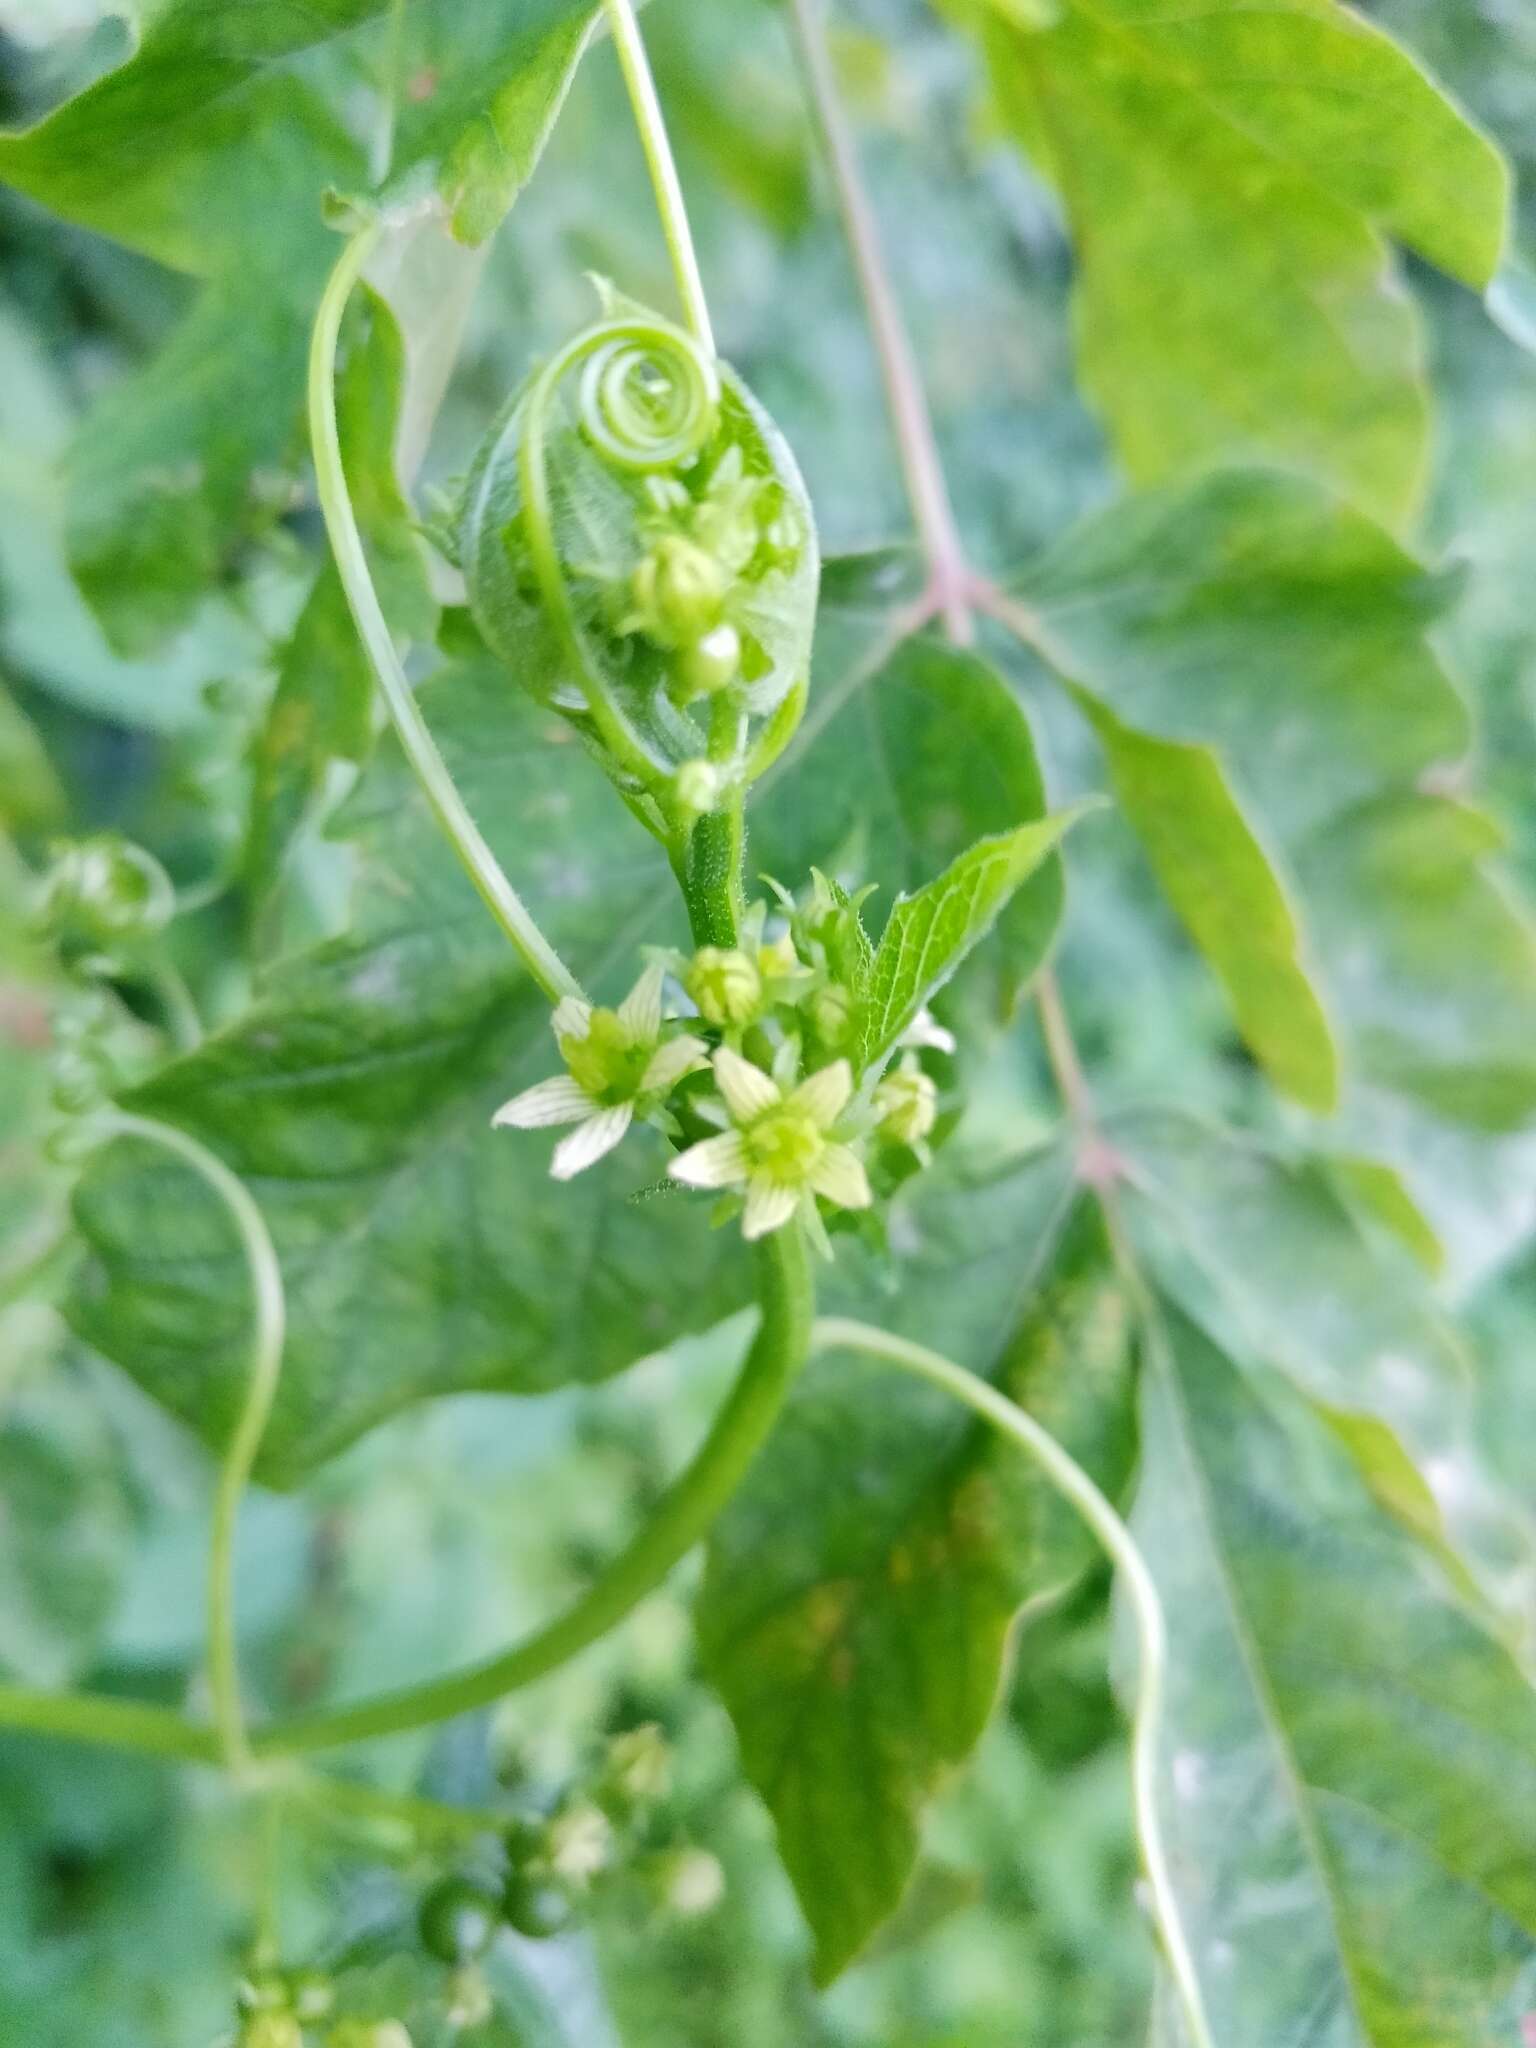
240;2018;302;2048
649;1846;725;1920
286;1969;334;2023
673;758;720;815
50;1046;107;1117
327;2024;412;2048
675;622;741;703
687;946;762;1027
629;535;726;650
37;834;175;953
546;1801;613;1888
807;982;854;1049
875;1066;938;1147
602;1723;672;1814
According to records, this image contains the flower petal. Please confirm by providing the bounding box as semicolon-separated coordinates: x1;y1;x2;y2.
617;961;666;1043
904;1008;957;1055
670;1130;749;1190
551;1103;633;1180
642;1033;708;1096
552;996;592;1043
742;1177;799;1240
714;1045;781;1125
493;1075;591;1130
808;1142;872;1211
788;1058;852;1129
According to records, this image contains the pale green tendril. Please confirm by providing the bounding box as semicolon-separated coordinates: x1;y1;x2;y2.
101;1114;287;1778
809;1318;1216;2048
308;226;584;1006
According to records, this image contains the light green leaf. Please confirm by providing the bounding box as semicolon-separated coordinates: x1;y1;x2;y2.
701;1187;1136;1983
0;1366;137;1688
755;593;1066;1034
1114;1108;1534;1619
968;0;1508;523
1086;706;1337;1113
0;678;63;834
68;654;747;1484
66;271;312;656
1328;1155;1444;1276
1015;468;1536;1126
245;286;436;908
860;808;1085;1068
387;1;603;245
1137;1311;1536;2046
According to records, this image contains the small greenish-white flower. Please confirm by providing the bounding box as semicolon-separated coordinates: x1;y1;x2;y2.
494;964;705;1180
546;1802;614;1889
875;1061;938;1147
671;1048;871;1240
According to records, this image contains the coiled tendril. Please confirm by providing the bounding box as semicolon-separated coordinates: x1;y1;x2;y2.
455;296;817;868
577;330;720;472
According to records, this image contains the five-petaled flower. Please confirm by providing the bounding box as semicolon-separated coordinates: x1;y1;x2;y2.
493;964;706;1180
670;1047;872;1240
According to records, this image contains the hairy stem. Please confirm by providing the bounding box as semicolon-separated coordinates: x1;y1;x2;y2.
103;1114;286;1776
309;227;584;1005
785;0;971;637
810;1317;1214;2048
684;802;746;947
602;0;714;353
254;1226;814;1753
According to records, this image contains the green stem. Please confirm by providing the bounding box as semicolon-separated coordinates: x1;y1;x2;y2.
785;0;971;637
684;801;745;947
142;958;202;1051
293;1770;508;1844
809;1317;1213;2048
255;1226;814;1754
602;0;714;353
0;1683;218;1763
309;228;584;1006
103;1114;286;1777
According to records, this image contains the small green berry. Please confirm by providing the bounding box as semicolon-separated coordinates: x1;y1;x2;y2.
687;946;761;1027
502;1867;575;1941
418;1875;501;1966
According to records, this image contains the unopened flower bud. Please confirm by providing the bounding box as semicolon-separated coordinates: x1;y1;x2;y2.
757;932;800;980
687;946;761;1027
875;1066;938;1147
36;834;174;952
547;1802;613;1888
603;1723;672;1813
807;982;854;1049
651;1847;725;1920
673;759;719;815
240;2018;301;2048
676;623;741;702
629;535;726;649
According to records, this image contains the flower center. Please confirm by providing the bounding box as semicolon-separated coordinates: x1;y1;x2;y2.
563;1012;651;1103
744;1108;825;1185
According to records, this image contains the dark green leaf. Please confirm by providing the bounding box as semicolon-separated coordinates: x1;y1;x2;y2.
68;655;747;1484
965;0;1507;523
1138;1310;1536;2045
701;1186;1135;1982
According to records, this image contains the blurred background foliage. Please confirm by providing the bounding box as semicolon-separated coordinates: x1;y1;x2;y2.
1;1;1536;2042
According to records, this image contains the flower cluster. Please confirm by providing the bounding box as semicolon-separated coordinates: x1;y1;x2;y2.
616;447;803;708
493;889;952;1247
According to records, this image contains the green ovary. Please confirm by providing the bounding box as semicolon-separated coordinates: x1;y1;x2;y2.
562;1012;651;1103
744;1109;825;1185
